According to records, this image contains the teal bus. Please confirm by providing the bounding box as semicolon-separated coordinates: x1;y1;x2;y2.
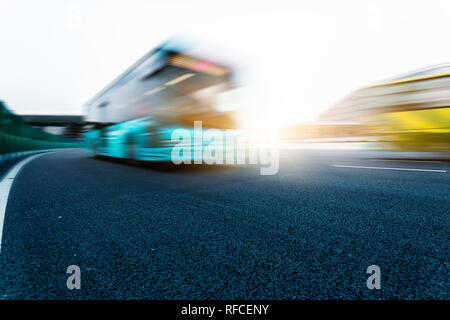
83;41;238;162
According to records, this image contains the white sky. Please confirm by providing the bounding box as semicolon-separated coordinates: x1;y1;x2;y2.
1;0;450;124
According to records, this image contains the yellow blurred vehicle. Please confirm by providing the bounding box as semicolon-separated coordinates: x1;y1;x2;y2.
320;63;450;151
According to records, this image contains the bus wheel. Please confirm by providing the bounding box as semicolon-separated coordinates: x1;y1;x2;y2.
92;142;100;159
127;139;140;166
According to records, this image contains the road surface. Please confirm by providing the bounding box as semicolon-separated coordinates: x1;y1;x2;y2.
0;149;448;299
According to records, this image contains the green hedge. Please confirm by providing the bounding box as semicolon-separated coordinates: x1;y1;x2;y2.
0;101;79;155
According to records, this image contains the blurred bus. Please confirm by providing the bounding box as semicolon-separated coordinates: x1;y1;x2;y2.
83;41;238;162
319;63;450;151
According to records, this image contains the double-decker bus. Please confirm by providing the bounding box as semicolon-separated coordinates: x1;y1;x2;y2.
83;41;239;162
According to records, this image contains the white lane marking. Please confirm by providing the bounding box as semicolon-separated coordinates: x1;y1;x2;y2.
332;164;447;173
0;153;49;253
368;159;442;163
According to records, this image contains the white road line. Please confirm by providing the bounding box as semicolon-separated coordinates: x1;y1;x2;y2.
368;159;442;163
332;164;447;173
0;153;49;253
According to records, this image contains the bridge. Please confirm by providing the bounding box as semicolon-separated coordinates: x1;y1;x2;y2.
20;115;85;139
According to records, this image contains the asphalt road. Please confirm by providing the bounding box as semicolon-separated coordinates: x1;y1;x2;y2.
0;149;448;299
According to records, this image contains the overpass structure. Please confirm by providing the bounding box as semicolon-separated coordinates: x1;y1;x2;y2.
20;115;85;139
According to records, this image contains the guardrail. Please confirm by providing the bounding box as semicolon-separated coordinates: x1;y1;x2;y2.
0;101;80;160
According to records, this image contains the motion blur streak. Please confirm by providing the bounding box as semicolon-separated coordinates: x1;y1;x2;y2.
314;63;450;153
